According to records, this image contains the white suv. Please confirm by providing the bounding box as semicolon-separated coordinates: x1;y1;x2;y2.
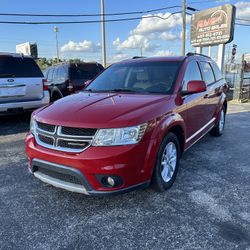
0;53;49;114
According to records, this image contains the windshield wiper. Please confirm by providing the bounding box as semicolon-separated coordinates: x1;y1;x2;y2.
0;73;15;77
84;88;148;94
108;88;139;93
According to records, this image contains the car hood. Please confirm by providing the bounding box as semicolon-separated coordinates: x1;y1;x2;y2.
35;92;171;128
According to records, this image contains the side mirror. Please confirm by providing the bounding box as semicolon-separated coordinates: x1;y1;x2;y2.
182;80;206;95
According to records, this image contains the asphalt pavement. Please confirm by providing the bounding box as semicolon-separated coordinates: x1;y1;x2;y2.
0;103;250;250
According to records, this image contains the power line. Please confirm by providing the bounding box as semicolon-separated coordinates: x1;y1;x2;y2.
0;6;181;17
188;0;218;4
0;12;182;25
236;23;250;26
236;18;250;22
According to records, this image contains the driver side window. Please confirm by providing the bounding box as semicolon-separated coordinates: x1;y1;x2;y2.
183;61;202;91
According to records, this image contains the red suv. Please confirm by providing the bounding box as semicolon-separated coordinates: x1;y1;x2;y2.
25;54;228;196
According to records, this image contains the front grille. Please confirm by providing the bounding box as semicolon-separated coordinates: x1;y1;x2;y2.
36;167;82;185
38;134;54;145
37;121;56;133
57;139;89;149
61;126;96;137
34;121;95;153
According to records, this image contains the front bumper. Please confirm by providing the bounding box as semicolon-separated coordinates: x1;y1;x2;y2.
26;133;157;196
0;91;50;112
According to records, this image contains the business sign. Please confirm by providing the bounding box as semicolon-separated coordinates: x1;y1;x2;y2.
16;42;38;59
191;4;236;47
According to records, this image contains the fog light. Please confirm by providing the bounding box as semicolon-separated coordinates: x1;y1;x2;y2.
107;177;115;187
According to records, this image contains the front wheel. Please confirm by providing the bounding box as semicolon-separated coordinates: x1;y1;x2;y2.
152;132;180;192
210;106;226;137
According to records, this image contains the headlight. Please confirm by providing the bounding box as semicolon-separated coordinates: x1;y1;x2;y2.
93;123;147;146
30;116;35;134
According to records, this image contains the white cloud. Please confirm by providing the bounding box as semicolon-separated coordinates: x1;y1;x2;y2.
61;40;101;53
112;12;183;53
159;32;181;41
111;52;129;62
113;35;158;52
236;1;250;19
154;50;175;57
133;13;182;35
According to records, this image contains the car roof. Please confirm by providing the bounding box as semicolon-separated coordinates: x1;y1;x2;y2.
114;54;214;66
0;52;32;58
118;56;186;65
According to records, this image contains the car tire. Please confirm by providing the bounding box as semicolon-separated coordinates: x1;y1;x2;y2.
51;89;63;101
210;106;226;137
152;132;180;192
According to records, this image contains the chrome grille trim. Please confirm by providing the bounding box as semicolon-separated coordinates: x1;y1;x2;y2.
34;121;96;153
57;126;94;139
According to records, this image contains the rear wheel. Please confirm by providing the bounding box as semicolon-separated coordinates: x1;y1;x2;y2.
51;90;63;102
152;132;180;192
210;106;226;137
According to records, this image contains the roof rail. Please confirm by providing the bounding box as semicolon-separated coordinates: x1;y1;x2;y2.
186;52;211;59
132;56;145;59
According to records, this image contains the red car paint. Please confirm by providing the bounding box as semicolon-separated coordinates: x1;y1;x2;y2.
25;55;227;195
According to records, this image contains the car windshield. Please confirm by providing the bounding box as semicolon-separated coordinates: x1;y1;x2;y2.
85;61;181;94
0;56;43;78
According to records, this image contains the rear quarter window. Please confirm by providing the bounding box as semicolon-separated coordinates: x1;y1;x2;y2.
0;56;43;78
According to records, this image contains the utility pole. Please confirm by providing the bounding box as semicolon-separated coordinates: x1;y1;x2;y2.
54;26;59;63
182;0;186;56
101;0;107;67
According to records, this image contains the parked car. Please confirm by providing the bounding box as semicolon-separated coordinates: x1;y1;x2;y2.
26;53;228;196
0;53;49;114
43;62;104;101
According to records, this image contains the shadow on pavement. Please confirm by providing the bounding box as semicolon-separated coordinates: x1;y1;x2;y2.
0;112;31;136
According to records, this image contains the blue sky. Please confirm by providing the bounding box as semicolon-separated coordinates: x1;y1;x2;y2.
0;0;249;63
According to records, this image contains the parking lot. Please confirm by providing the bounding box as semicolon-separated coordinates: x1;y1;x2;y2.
0;102;250;250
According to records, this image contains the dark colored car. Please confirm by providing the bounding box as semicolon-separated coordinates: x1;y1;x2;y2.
26;54;228;196
43;62;104;101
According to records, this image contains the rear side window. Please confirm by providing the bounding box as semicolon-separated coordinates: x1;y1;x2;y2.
53;68;59;81
57;66;68;81
69;64;99;80
47;68;54;82
211;62;223;81
199;62;215;85
0;56;43;78
183;61;202;91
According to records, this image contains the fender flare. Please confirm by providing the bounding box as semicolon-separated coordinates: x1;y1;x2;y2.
51;87;63;101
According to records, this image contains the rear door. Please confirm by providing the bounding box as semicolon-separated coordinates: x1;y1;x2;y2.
0;55;44;103
199;61;217;122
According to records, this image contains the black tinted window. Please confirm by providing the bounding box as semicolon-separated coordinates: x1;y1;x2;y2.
211;63;223;81
70;64;99;80
86;61;181;94
200;62;215;85
183;61;202;91
0;56;43;78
